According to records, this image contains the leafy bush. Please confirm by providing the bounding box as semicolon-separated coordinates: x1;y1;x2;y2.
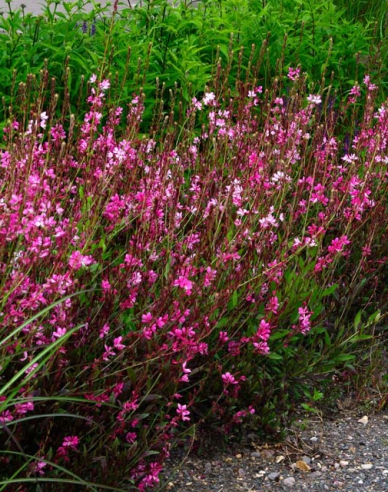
0;63;387;490
0;0;387;131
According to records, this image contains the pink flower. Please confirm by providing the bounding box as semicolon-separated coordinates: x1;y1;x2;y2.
173;276;194;295
179;361;191;382
222;372;238;385
68;251;95;270
52;327;67;339
293;305;313;335
62;436;79;449
287;66;300;81
142;312;153;323
15;401;34;414
328;236;350;255
30;460;47;476
176;404;190;421
99;323;110;338
252;340;270;354
363;75;377;91
0;410;13;423
113;336;125;350
99;79;110;91
219;331;229;343
202;92;216;106
256;319;271;341
101;280;111;291
125;432;137;444
266;294;279;315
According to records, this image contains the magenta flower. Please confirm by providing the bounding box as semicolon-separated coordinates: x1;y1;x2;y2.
328;236;350;255
222;372;238;385
62;436;79;449
176;404;190;421
68;251;95;270
113;336;125;350
173;276;194;295
287;66;300;81
126;432;137;444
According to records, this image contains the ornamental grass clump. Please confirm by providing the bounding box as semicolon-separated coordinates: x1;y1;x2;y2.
0;66;387;490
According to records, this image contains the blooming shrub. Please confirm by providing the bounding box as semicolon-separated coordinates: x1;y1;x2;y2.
0;68;387;490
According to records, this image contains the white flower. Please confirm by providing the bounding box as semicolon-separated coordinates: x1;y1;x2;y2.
307;94;322;105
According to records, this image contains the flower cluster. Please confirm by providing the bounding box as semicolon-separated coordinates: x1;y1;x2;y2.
0;70;386;490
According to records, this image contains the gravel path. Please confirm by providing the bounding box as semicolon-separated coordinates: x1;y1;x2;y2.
159;411;388;491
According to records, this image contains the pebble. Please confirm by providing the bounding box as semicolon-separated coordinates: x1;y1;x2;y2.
361;463;373;470
340;460;349;467
268;472;280;480
282;477;296;487
310;471;322;479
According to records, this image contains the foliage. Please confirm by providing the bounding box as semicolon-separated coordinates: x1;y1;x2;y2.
0;62;387;489
0;0;387;131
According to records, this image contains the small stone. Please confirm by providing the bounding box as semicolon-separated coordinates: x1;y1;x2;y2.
268;472;280;480
282;477;296;487
238;468;246;477
361;463;373;470
236;453;242;459
310;471;322;479
340;460;349;467
261;449;275;459
358;415;368;426
251;452;261;458
302;456;311;465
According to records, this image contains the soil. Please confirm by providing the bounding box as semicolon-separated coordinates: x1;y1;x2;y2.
159;406;388;491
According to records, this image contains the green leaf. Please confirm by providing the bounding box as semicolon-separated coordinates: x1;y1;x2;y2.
228;290;238;310
164;256;171;280
321;284;338;296
350;334;373;342
268;352;283;360
270;330;289;341
333;354;355;362
216;317;229;329
354;310;362;329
